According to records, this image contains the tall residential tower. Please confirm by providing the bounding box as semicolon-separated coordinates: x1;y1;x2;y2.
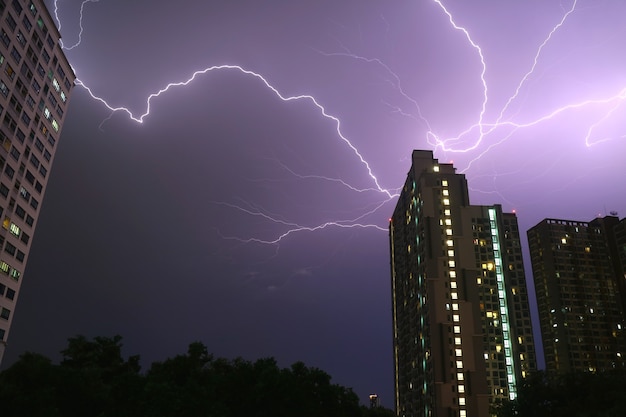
390;150;536;417
0;0;75;364
528;216;626;373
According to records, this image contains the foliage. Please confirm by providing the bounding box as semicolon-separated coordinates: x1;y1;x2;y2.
0;335;390;417
494;370;626;417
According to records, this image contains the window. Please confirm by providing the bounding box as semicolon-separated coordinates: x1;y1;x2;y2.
19;186;29;200
0;81;8;97
16;30;26;46
29;197;37;209
25;214;33;226
15;250;24;262
24;170;33;184
5;13;17;31
10;47;21;63
22;15;32;31
0;29;9;47
6;288;14;300
10;267;19;280
0;261;8;274
11;0;22;15
9;222;20;236
29;154;39;168
4;242;16;255
5;63;15;80
3;164;14;179
38;165;46;177
0;307;10;320
14;205;25;219
0;183;8;198
20;231;28;244
20;112;30;126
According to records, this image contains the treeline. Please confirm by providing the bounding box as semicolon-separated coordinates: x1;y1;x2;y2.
0;335;395;417
495;369;626;417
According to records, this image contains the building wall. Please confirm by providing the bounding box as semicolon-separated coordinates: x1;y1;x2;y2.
390;151;535;417
0;0;75;364
528;218;626;373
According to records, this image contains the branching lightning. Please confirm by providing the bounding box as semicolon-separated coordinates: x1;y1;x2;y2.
53;0;396;247
53;0;625;246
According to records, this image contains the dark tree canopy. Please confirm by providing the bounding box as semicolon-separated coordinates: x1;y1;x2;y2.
0;335;392;417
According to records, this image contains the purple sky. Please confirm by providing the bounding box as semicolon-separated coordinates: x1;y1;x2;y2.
2;0;626;406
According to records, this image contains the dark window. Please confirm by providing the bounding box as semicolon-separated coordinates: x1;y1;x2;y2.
6;287;15;300
15;250;23;262
14;204;25;219
10;47;20;63
11;0;22;15
5;13;16;31
20;232;28;244
0;307;10;320
29;154;39;168
20;112;30;126
43;149;50;161
24;169;34;184
25;214;33;226
0;183;8;198
15;128;24;143
25;95;34;109
9;146;19;160
29;197;37;209
4;242;16;256
38;165;46;178
0;29;9;47
4;164;14;179
34;181;41;193
34;137;43;152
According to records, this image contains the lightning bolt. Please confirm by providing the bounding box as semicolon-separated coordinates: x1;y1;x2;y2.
53;0;396;247
428;0;625;162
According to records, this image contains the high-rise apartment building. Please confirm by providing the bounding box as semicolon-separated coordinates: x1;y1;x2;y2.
389;150;536;417
0;0;75;364
527;216;626;373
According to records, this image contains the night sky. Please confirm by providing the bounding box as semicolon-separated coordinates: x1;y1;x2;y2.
2;0;626;406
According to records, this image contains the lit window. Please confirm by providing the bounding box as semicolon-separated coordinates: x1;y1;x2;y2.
446;228;453;236
9;223;20;236
443;198;450;206
459;398;466;406
445;219;452;226
458;385;465;393
453;326;461;334
433;165;439;172
451;292;458;300
442;180;448;186
450;271;456;278
477;277;482;284
460;409;467;417
456;360;463;368
455;349;462;356
447;250;454;257
452;303;459;311
455;337;462;345
442;189;449;196
453;314;460;322
448;260;455;268
450;282;457;289
446;239;454;246
0;261;9;274
444;209;451;215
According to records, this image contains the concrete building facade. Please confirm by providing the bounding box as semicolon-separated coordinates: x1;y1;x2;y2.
389;150;536;417
0;0;75;364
